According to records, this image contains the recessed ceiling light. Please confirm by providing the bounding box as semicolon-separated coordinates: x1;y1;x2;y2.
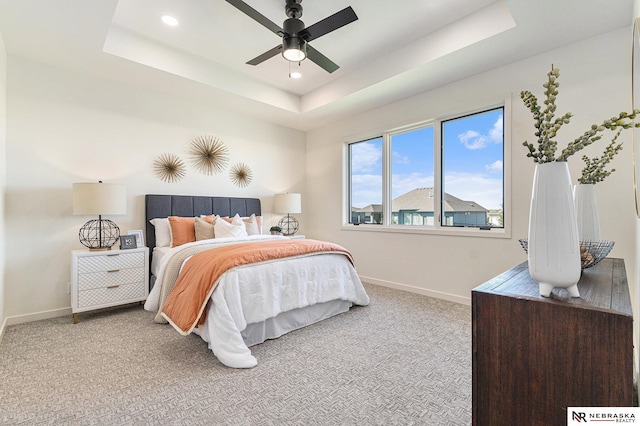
161;15;179;26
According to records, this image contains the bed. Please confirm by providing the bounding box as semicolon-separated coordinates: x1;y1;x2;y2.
143;194;369;368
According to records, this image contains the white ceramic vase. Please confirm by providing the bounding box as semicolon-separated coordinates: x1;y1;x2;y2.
527;162;581;298
573;183;600;241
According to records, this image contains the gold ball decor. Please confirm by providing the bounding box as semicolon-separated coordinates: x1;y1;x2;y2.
154;153;186;183
230;162;253;187
189;135;229;175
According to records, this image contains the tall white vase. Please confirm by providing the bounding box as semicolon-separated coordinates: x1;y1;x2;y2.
528;162;581;298
573;184;600;241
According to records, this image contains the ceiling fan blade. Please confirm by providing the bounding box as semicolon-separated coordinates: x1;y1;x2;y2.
306;45;339;73
299;6;358;42
247;45;283;65
226;0;283;36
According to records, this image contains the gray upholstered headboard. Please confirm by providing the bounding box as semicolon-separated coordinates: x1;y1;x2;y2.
145;194;261;267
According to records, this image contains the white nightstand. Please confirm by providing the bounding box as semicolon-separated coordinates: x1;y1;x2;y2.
71;247;149;323
285;235;305;239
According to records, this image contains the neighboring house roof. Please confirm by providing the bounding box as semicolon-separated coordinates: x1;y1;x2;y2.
392;188;487;212
352;204;382;213
354;188;488;213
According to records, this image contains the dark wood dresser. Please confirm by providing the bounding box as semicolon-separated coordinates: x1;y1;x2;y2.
472;258;634;426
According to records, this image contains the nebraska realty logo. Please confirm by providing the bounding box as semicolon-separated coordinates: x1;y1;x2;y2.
568;407;639;423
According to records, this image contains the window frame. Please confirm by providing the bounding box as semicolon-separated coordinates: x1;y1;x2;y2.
343;98;511;239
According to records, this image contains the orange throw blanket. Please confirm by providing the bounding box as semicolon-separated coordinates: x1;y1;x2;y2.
161;239;354;335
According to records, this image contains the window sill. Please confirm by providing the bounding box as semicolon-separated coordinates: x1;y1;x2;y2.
341;224;511;239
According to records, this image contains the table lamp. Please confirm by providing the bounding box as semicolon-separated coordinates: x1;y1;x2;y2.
72;181;126;250
274;193;301;236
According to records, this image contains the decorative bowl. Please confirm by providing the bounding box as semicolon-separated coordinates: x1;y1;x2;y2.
518;239;614;269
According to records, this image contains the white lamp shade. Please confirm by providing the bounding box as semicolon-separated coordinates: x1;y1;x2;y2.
73;182;127;216
273;193;301;214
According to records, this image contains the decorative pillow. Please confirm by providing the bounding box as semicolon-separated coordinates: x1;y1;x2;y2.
243;214;261;235
214;214;248;238
200;214;216;224
168;216;196;247
149;218;171;248
222;214;262;235
194;217;215;241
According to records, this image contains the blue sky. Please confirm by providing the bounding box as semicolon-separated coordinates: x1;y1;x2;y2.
351;108;504;210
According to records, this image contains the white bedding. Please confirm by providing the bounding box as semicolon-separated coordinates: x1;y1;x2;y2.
150;246;171;277
144;236;370;368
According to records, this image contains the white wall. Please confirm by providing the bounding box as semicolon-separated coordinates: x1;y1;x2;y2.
4;56;306;321
307;27;637;311
3;24;637;339
0;31;7;335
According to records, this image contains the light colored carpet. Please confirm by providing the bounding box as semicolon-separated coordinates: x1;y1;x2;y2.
0;284;471;425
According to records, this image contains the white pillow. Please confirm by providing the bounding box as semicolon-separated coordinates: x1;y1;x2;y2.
214;214;248;238
150;218;171;247
244;214;260;236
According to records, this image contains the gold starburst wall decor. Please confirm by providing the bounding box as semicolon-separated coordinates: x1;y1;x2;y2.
230;162;253;188
189;135;229;175
153;153;186;183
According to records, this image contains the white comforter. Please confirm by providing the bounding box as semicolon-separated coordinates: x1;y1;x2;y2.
144;236;370;368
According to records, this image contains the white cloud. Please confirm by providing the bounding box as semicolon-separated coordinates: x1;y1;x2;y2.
392;151;411;165
443;171;503;210
351;173;382;208
458;114;503;150
351;171;502;210
391;173;434;198
459;130;489;150
485;160;503;173
351;141;382;172
490;114;503;142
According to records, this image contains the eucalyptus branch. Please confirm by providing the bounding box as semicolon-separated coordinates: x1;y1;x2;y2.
521;65;640;165
577;129;624;184
520;66;572;163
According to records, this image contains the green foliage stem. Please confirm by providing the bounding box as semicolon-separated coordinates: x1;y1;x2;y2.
520;65;640;165
577;129;623;184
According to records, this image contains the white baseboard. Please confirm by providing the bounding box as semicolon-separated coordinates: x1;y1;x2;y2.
0;316;7;345
5;307;71;327
360;276;471;306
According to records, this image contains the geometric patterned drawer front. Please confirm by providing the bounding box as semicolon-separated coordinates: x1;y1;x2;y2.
78;281;146;308
77;268;145;291
78;252;144;274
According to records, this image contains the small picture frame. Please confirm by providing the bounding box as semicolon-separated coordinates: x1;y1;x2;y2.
128;230;145;248
120;235;137;250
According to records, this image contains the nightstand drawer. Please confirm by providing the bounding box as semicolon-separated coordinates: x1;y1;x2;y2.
78;281;146;308
77;267;145;291
78;252;144;274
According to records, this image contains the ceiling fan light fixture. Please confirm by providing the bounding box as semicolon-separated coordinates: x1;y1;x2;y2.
282;36;306;62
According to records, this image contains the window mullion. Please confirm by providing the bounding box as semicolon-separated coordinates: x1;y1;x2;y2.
382;133;391;226
433;121;443;229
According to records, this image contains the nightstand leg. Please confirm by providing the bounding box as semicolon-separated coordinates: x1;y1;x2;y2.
73;313;78;324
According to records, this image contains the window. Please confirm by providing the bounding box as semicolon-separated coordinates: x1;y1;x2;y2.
346;105;506;234
349;137;383;224
442;108;504;228
391;126;434;225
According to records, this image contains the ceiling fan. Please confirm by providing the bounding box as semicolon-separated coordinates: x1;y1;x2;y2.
225;0;358;73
